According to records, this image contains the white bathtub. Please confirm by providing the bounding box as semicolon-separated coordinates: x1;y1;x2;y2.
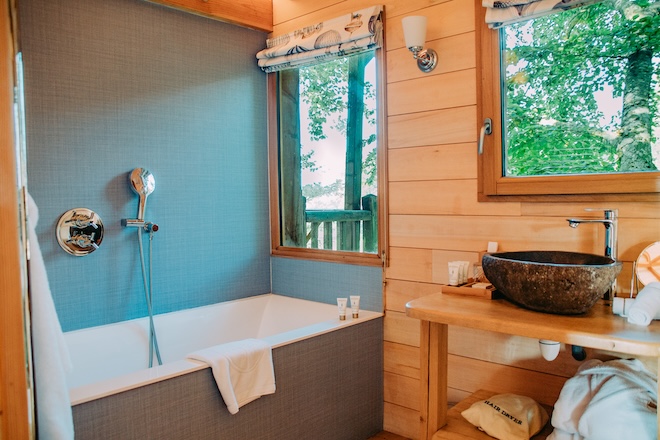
64;293;381;405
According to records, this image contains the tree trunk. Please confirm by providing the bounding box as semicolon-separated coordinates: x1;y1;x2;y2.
279;69;306;247
340;52;372;251
617;47;655;171
610;0;658;172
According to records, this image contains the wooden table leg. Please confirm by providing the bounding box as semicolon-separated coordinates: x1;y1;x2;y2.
420;321;449;440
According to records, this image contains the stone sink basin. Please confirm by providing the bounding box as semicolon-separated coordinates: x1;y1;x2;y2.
482;251;622;315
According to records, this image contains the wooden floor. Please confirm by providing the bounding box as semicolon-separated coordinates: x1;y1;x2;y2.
368;432;410;440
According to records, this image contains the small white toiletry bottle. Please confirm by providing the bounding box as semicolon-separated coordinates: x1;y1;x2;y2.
448;262;460;286
337;298;348;321
350;295;360;318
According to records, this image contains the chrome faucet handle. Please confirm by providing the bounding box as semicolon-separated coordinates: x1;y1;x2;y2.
65;210;99;229
66;232;99;249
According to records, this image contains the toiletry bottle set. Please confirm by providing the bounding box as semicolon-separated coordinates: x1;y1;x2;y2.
337;296;360;320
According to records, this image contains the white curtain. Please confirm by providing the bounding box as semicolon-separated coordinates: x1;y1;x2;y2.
483;0;598;28
256;5;383;73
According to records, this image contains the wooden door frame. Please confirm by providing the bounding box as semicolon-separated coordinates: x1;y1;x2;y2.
0;0;33;438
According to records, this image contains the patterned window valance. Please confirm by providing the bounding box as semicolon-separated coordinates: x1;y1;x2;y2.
256;5;383;73
484;0;597;28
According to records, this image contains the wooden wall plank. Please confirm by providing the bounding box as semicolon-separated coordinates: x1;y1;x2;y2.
447;354;567;406
385;371;421;411
385;341;421;379
386;247;434;282
386;279;442;312
385;0;475;50
273;0;455;35
147;0;273;31
388;144;477;182
615;218;660;261
521;201;660;219
272;0;341;25
388;69;476;116
389;180;519;216
389;215;600;252
385;310;421;346
448;327;595;378
384;402;421;440
274;0;471;46
388;106;476;148
387;32;476;83
447;388;472;406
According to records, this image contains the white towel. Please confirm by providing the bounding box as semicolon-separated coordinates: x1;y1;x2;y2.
548;358;657;440
27;192;75;440
627;282;660;326
187;338;275;415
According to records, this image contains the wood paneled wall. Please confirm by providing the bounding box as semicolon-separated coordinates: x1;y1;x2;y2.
273;1;660;438
147;0;273;31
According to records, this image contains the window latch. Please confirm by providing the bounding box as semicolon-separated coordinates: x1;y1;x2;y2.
478;118;492;155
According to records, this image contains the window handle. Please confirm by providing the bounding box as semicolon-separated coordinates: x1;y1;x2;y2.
478;118;492;155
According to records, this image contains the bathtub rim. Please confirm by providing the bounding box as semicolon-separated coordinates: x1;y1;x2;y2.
69;293;382;405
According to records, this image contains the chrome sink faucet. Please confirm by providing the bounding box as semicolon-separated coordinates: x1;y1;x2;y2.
566;208;618;301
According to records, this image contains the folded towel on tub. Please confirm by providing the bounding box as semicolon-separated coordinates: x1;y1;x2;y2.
187;338;275;414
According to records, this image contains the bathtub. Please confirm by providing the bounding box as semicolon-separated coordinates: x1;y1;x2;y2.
67;294;384;440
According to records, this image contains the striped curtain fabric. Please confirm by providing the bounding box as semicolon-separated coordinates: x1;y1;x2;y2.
256;5;383;73
484;0;597;28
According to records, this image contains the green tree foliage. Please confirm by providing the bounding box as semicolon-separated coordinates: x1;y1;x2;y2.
504;0;659;176
299;55;378;190
302;179;344;199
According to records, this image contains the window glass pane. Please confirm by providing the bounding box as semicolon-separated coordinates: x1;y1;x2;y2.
277;52;378;253
501;1;660;177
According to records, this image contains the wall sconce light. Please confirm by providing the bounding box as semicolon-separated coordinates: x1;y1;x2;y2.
401;15;437;73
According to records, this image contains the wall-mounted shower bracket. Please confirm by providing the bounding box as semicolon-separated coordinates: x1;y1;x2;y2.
121;218;159;232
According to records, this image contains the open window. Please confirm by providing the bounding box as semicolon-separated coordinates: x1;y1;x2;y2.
261;7;386;266
478;0;660;200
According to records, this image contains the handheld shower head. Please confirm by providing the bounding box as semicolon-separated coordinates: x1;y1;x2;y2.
129;168;155;221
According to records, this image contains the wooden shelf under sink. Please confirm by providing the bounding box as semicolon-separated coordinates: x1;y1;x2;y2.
406;293;660;440
431;389;553;440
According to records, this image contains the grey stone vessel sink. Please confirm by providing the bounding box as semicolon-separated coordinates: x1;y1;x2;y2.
482;251;622;315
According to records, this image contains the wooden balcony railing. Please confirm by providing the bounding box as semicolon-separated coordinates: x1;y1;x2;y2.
304;194;377;253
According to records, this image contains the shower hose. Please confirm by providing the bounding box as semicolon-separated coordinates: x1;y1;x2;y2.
137;227;162;367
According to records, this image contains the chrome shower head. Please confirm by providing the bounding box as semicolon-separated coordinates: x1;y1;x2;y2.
129;168;155;221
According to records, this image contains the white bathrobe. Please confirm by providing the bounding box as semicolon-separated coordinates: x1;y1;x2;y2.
548;358;657;440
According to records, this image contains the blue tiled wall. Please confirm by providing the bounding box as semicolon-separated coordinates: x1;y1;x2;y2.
19;0;271;331
271;257;384;312
20;0;384;332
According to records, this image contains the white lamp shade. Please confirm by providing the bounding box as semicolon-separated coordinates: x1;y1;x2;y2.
402;16;428;48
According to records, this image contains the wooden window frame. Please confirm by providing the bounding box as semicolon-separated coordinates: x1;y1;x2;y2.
476;0;660;202
267;49;388;267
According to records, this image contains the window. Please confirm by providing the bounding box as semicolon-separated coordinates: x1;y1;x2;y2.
268;50;385;265
478;0;660;199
